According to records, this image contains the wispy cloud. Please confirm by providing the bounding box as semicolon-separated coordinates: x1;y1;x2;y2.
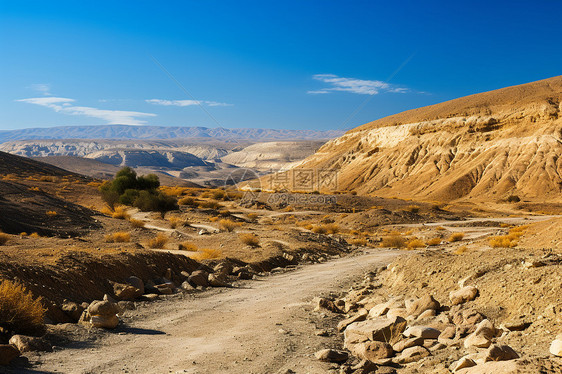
308;74;408;95
30;83;52;96
146;99;232;107
17;97;156;125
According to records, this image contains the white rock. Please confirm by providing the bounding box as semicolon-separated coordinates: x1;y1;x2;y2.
550;334;562;357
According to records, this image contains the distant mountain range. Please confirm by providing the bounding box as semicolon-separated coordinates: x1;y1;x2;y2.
0;125;344;143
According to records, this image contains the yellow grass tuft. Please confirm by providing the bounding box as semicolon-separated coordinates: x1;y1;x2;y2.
436;226;446;231
29;232;41;238
405;205;420;213
219;219;241;232
178;242;198;251
381;235;406;248
247;213;259;222
46;210;58;217
128;218;145;228
105;231;131;243
168;216;189;229
454;245;469;255
488;225;527;248
448;232;465;242
198;200;223;210
148;233;168;249
191;248;223;261
427;237;442;246
209;216;219;222
407;239;426;250
349;238;367;246
178;197;197;206
0;232;9;245
111;206;130;220
312;223;340;234
218;209;231;217
239;233;260;247
0;279;45;335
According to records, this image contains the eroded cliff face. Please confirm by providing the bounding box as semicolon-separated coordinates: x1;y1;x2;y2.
293;76;562;201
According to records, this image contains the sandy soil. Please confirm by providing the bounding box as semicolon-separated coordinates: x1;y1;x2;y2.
25;249;399;374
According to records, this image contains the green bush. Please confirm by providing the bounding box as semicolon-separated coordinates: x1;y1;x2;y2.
99;167;177;216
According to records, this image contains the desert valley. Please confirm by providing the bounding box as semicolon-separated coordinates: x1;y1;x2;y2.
0;76;560;373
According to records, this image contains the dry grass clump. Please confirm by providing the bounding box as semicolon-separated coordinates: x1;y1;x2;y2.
148;233;169;249
436;226;446;231
191;248;223;261
169;216;189;229
0;232;9;246
448;232;465;242
488;225;528;248
454;245;469;255
178;197;197;206
427;237;442;246
219;219;241;232
0;279;46;335
349;238;367;246
247;213;259;222
218;209;231;217
112;206;130;220
29;232;41;238
129;218;145;228
297;220;314;230
105;231;131;243
406;239;426;250
46;210;58;217
160;186;187;197
283;205;294;212
178;242;198;251
198;200;223;210
239;233;260;247
405;205;420;213
380;234;406;248
312;223;340;234
209;216;219;222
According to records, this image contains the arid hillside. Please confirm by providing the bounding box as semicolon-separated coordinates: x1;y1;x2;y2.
293;76;562;201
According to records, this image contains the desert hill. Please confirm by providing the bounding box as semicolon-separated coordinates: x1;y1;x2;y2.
291;76;562;201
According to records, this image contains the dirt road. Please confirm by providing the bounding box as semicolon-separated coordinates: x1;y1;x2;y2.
29;249;399;374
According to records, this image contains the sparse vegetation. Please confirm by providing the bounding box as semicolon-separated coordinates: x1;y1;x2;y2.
178;242;198;251
349;238;367;246
29;232;40;238
148;233;169;249
488;225;528;248
0;279;46;335
239;233;260;247
198;200;223;210
247;213;259;222
105;231;131;243
46;210;58;217
168;216;189;229
405;205;420;213
209;216;219;222
454;245;469;255
111;205;130;220
219;219;241;232
178;197;197;206
312;223;340;234
448;232;465;242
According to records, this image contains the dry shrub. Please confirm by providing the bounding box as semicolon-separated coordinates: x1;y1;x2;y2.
225;191;243;200
129;218;145;228
219;219;241;232
311;225;327;234
29;232;41;238
178;242;198;251
239;233;260;247
406;239;426;250
488;225;527;248
112;206;130;220
436;226;446;231
45;210;57;217
161;186;186;197
211;189;226;200
0;279;45;335
0;232;9;245
427;237;442;246
169;216;189;229
199;200;222;210
20;232;28;237
349;229;360;236
178;197;197;206
312;223;339;234
209;216;219;222
218;209;231;217
87;181;102;187
349;238;367;246
500;223;512;228
247;213;259;222
380;234;406;248
405;205;420;213
404;230;414;236
38;175;58;183
148;233;168;249
191;248;222;261
283;205;294;212
30;186;41;192
454;245;469;255
448;232;465;242
105;231;131;243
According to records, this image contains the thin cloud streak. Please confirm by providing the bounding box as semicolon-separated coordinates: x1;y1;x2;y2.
30;83;52;96
308;74;409;95
17;97;156;125
146;99;232;107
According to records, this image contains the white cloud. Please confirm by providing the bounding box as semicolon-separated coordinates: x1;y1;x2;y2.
146;99;232;107
30;83;52;96
309;74;408;95
17;97;156;125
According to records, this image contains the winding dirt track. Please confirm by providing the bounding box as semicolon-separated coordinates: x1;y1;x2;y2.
30;249;399;374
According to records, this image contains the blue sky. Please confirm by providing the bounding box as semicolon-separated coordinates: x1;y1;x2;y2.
1;1;561;131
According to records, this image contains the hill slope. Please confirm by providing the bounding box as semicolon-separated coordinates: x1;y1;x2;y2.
291;76;562;201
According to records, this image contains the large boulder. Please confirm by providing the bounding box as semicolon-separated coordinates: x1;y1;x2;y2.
85;299;120;329
0;344;20;365
61;300;85;322
126;276;145;294
484;344;519;362
406;295;440;318
344;316;407;345
403;326;441;339
113;282;143;301
188;270;209;287
395;346;430;364
337;309;368;332
450;286;479;305
349;341;394;361
314;348;349;363
392;337;424;352
464;319;497;349
9;335;52;353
